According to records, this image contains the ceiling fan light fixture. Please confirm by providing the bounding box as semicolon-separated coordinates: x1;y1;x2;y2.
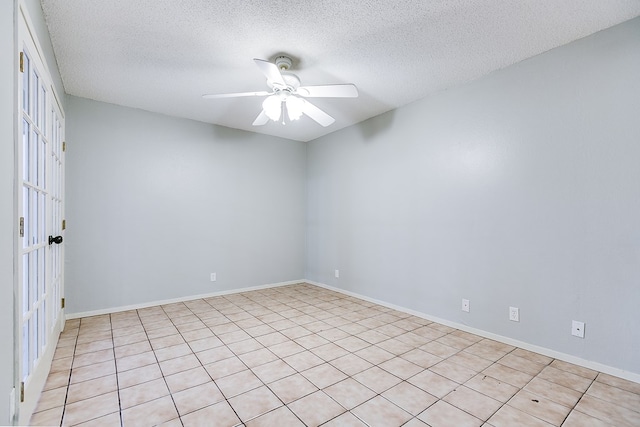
286;95;304;121
262;95;281;121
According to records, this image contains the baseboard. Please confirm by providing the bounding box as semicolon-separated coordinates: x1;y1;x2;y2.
65;279;306;320
306;280;640;385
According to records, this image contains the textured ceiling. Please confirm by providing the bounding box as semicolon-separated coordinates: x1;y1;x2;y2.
40;1;640;142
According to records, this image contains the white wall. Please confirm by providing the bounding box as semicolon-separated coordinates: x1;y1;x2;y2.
65;97;307;314
307;18;640;376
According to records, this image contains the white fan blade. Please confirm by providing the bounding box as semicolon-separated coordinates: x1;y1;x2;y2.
301;100;335;127
254;59;286;87
252;110;269;126
202;91;270;99
297;84;358;98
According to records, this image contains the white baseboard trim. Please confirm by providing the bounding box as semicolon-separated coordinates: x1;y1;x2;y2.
65;279;305;320
306;280;640;384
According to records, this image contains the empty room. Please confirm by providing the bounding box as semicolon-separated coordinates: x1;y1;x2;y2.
1;0;639;426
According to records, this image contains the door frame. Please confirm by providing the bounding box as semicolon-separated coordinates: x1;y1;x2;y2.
15;3;66;424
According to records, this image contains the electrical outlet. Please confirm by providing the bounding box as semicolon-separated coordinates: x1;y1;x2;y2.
572;320;585;338
509;306;519;322
210;273;217;282
335;269;340;278
462;299;470;312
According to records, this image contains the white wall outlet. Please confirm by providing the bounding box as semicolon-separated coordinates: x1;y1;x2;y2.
335;269;340;278
210;272;217;282
462;299;470;312
572;320;585;338
509;306;520;322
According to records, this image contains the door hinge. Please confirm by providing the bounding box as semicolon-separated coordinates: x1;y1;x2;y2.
61;298;65;309
19;52;24;73
62;219;66;230
20;382;24;403
19;217;24;237
62;141;66;152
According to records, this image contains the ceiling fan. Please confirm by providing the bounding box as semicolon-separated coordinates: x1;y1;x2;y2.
202;56;358;127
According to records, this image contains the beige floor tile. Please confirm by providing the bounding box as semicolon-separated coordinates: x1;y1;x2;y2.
448;351;494;372
283;350;325;371
43;370;71;390
443;385;503;421
482;363;533;389
575;394;640;427
586;380;640;413
114;340;152;359
301;363;349;389
463;373;519;403
420;341;459;358
118;363;163;389
116;351;157;372
524;377;582;408
295;333;331;350
268;373;318;404
510;348;553;366
376;337;417;355
226;337;264;354
498;353;546;376
113;331;148;347
430;359;477;383
73;411;121;426
238;347;279;368
119;377;169;409
245;406;305;427
417;400;482;427
228;385;282;422
329;353;374;376
32;386;67;413
150;333;185;350
66;374;118;404
172;381;225;415
216;369;263;398
204;356;247;380
537;366;593;393
267;340;306;358
121;395;179;426
562;410;612;427
508;389;571;425
407;370;458;398
354;345;395;365
353;366;402;394
71;349;113;370
288;390;346;426
187;336;224;353
550;359;598;380
324;378;376;409
352;395;412;427
35;285;636;427
400;348;443;368
29;405;64;426
62;391;119;426
381;381;438;415
70;359;116;384
50;356;73;373
310;342;350;361
256;331;290;346
252;359;297;384
379;357;424;380
487;404;554;427
154;342;193;362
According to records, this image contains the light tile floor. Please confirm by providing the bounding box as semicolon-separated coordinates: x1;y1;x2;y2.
30;283;640;426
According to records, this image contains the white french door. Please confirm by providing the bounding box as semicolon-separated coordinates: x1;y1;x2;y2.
17;5;65;424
